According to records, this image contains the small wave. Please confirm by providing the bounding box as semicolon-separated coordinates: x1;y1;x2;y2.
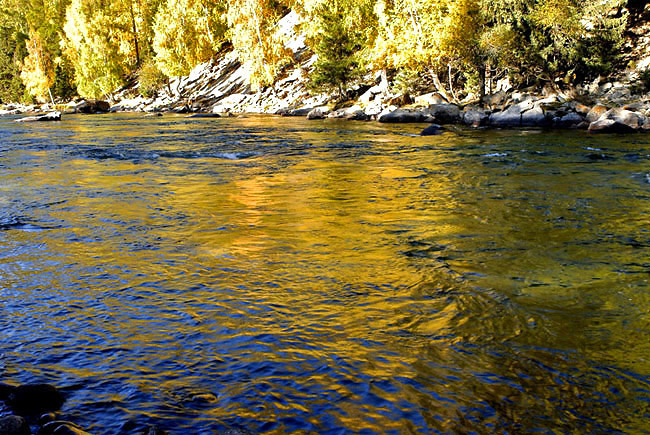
215;152;258;160
0;221;59;231
584;147;603;152
482;152;508;158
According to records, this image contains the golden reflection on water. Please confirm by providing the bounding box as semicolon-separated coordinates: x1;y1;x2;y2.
1;114;650;433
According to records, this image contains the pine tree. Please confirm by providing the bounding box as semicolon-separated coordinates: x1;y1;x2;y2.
309;0;362;99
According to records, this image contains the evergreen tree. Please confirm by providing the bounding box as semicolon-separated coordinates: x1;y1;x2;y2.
309;0;363;99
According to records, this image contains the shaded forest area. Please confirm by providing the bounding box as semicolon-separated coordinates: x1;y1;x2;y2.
0;0;646;105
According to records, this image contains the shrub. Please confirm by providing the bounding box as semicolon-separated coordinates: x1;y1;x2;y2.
138;59;166;98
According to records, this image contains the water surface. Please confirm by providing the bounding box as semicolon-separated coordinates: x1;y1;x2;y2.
1;113;650;434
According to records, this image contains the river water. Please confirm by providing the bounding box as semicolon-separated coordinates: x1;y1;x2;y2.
0;113;649;434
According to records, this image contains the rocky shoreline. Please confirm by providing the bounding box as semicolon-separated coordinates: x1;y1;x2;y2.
3;75;649;135
2;10;648;134
0;382;256;435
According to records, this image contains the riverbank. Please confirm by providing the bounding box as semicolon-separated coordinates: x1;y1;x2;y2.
2;7;650;134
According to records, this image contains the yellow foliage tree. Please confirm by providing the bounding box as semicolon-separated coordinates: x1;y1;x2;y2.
20;29;55;101
153;0;227;77
226;0;290;89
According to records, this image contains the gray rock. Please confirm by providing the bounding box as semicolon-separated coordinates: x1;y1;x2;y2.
521;106;547;126
142;425;167;435
462;107;489;127
489;107;521;127
8;384;64;415
75;100;110;114
426;104;462;124
327;108;348;119
601;107;645;129
345;110;369;121
556;112;584;128
277;107;311;116
483;90;508;107
588;119;638;133
420;124;443;136
414;92;446;106
378;108;427;123
489;99;535;127
0;416;30;435
586;105;608;123
306;108;328;120
15;112;61;123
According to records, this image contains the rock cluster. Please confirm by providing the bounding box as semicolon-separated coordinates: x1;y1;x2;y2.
0;382;255;435
302;83;650;134
0;383;96;435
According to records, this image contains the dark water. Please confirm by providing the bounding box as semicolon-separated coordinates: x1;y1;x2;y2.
1;113;650;434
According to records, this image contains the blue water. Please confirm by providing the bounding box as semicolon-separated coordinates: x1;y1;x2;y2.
1;113;650;434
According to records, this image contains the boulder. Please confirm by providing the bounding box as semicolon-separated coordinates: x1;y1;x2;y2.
586;105;608;123
8;384;65;415
462;107;489;127
556;112;584;128
388;94;413;106
345;109;370;121
588;119;638;133
306;107;328;120
142;426;168;435
601;107;646;129
420;124;443;136
489;99;535;127
0;416;30;435
482;90;508;108
15;112;61;123
426;104;462;124
276;107;311;117
378;108;427;123
75;100;110;114
521;106;547;127
414;92;446;106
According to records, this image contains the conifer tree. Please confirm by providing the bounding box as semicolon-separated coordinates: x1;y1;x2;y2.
309;0;363;99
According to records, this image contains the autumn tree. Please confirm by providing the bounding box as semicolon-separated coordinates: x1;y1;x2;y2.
226;0;291;89
62;0;162;98
153;0;227;77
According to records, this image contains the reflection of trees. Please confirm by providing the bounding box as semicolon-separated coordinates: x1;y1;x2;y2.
6;116;650;432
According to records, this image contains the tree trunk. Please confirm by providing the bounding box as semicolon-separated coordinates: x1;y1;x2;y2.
130;1;140;67
430;70;451;102
448;64;457;103
478;63;486;105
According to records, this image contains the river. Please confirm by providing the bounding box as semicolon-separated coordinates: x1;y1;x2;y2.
1;113;649;434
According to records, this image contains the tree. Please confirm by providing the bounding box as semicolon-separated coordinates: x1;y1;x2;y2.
308;0;363;99
479;0;628;87
0;0;28;102
62;0;162;98
153;0;227;77
226;0;291;89
20;29;55;101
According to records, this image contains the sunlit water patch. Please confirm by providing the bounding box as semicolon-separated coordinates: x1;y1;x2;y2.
0;113;649;433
